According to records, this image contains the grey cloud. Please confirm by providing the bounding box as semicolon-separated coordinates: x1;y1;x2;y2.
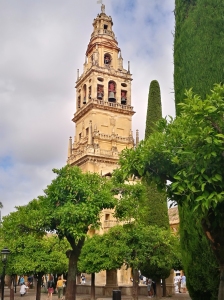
0;0;175;216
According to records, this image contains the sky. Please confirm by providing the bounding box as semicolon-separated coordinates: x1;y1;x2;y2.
0;0;175;217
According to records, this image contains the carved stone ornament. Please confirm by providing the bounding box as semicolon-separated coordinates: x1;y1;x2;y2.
110;117;116;126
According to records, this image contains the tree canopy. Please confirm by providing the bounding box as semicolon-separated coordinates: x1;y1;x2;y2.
0;204;70;300
115;84;224;297
78;223;180;281
42;165;116;300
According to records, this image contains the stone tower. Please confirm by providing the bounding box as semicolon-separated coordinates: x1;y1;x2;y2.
67;4;135;175
67;4;135;288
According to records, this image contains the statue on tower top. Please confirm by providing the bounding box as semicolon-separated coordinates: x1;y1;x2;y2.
97;0;105;13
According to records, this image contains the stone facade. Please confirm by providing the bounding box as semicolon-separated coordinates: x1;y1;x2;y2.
67;4;135;287
66;4;180;295
67;4;135;176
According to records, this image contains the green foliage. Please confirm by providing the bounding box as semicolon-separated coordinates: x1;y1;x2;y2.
44;165;116;244
78;224;181;280
143;80;169;230
141;181;169;229
116;85;224;298
118;85;224;218
174;0;224;115
179;204;219;300
78;226;130;273
145;80;162;138
0;208;69;275
174;2;224;298
40;165;116;300
112;180;147;222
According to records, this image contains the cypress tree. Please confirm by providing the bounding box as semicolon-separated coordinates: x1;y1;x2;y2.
142;80;169;230
145;80;162;137
174;0;224;115
141;80;170;297
174;1;222;298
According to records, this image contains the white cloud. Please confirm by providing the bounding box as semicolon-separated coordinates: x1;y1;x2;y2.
0;0;175;217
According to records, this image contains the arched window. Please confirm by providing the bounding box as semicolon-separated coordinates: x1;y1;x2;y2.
83;84;87;104
77;96;81;109
108;81;116;102
97;84;104;100
121;90;127;105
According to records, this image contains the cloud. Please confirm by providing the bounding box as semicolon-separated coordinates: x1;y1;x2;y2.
0;0;175;217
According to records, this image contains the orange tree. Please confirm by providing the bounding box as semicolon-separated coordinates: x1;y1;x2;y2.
41;165;116;300
0;203;69;300
115;84;224;300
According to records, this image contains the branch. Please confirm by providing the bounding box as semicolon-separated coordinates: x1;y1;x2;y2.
206;117;223;134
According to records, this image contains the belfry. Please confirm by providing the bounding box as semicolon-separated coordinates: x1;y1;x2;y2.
67;4;135;174
67;3;135;289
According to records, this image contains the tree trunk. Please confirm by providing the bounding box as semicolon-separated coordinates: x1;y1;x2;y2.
65;250;78;300
91;273;95;300
155;279;162;299
76;273;81;285
132;269;139;300
10;276;14;300
162;278;166;297
218;266;224;300
35;272;43;300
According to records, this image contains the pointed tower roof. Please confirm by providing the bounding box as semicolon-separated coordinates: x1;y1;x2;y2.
86;4;119;56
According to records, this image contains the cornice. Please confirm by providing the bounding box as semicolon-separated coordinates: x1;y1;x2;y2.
68;154;119;167
76;66;132;88
86;37;119;55
72;98;135;123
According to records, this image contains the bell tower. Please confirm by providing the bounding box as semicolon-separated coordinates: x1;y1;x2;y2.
67;4;135;175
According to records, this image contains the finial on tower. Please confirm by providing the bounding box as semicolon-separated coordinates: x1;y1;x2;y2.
97;0;105;13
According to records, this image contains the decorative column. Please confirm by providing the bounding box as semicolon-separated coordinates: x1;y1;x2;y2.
88;120;93;145
136;129;139;147
68;137;72;158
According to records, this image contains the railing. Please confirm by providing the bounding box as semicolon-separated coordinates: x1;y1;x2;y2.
73;98;134;120
91;29;115;38
99;149;113;156
90;98;133;111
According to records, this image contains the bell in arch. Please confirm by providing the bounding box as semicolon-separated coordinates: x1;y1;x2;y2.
97;93;103;99
121;91;127;105
108;92;115;102
121;97;126;105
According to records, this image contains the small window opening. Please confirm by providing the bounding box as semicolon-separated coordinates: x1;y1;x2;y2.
86;127;89;137
78;96;81;108
121;90;127;105
105;214;110;220
88;86;92;99
79;133;82;140
97;84;104;100
104;24;108;30
104;53;111;65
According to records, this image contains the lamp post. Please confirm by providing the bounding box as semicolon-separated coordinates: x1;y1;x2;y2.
1;248;10;300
